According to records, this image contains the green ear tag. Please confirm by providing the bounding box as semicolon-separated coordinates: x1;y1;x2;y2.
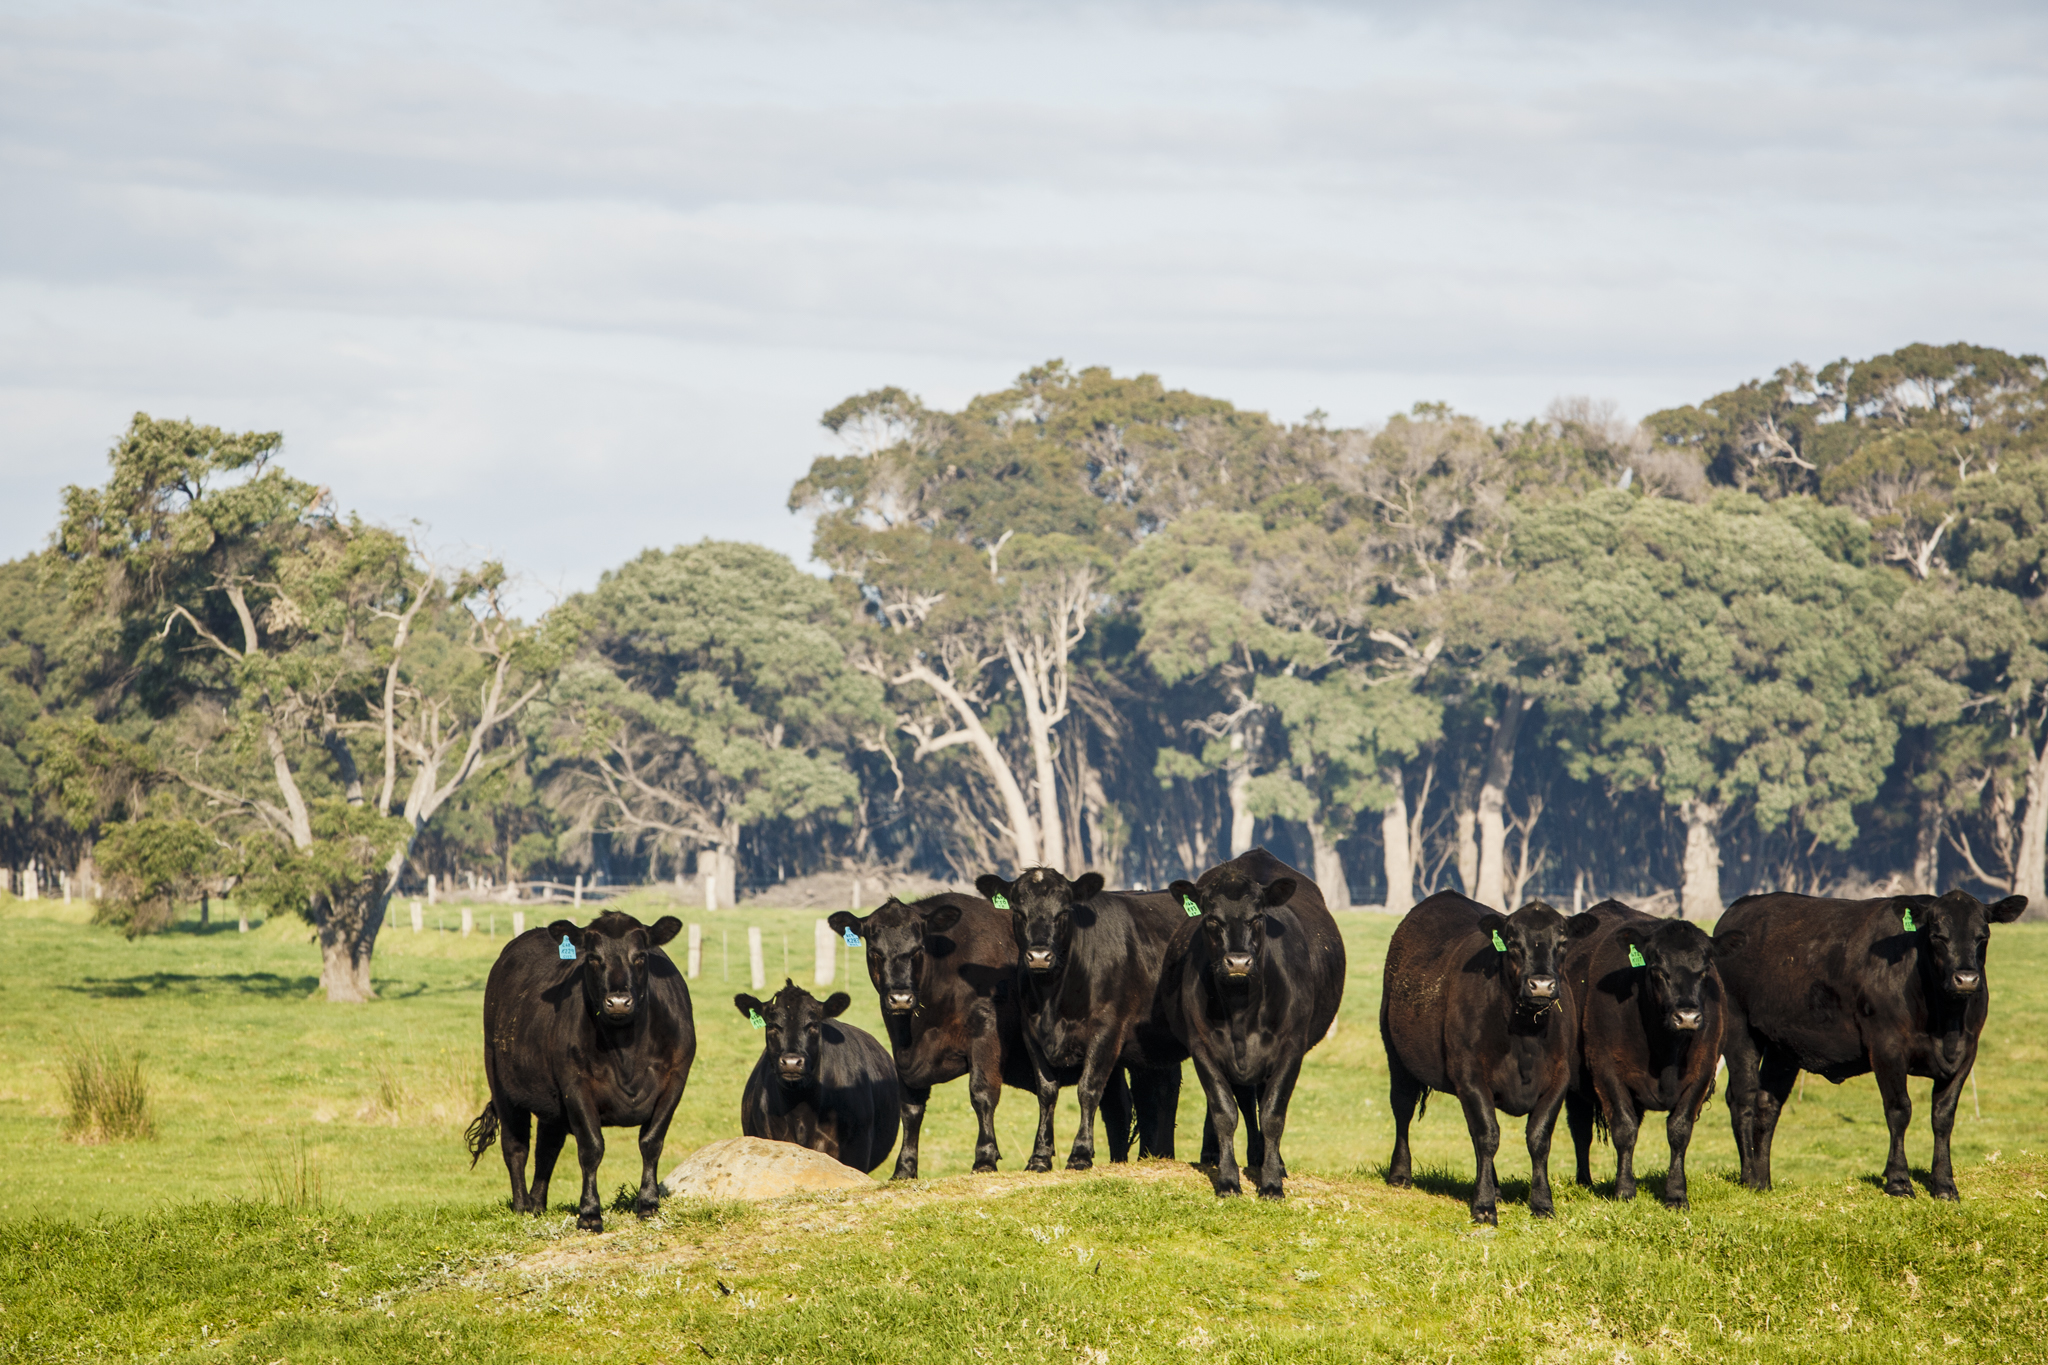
1491;930;1507;952
1627;944;1647;968
1183;896;1201;917
991;894;1010;910
1902;907;1917;933
748;1009;764;1030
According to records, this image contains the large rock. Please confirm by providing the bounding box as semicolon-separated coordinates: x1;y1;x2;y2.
660;1136;875;1202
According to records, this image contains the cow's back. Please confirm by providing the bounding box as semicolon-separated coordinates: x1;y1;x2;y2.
1381;891;1492;1086
819;1019;903;1171
1716;892;1923;1073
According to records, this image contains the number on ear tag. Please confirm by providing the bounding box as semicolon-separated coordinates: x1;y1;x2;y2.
843;927;861;947
1491;930;1507;952
1627;944;1646;968
558;937;577;961
1183;896;1201;917
748;1009;764;1029
991;894;1010;910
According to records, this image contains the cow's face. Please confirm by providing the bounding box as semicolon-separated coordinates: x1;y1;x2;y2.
735;980;850;1084
1908;889;2028;997
1170;872;1296;986
549;912;682;1026
828;899;963;1015
977;868;1104;976
1480;902;1600;1009
1622;920;1739;1033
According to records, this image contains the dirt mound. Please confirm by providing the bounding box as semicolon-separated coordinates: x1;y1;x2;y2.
738;868;961;911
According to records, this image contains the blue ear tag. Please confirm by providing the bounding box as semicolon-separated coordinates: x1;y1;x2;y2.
1491;930;1507;953
843;927;861;947
748;1009;764;1030
1627;944;1646;968
1183;895;1201;917
1902;907;1917;933
558;937;577;961
990;894;1010;910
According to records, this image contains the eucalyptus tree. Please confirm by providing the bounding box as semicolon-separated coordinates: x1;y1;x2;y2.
55;414;558;1000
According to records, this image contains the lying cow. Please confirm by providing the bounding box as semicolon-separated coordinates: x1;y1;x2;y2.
1382;891;1599;1223
1163;848;1345;1199
466;910;695;1232
1563;900;1740;1209
1716;887;2026;1200
976;867;1186;1170
735;980;900;1173
827;893;1047;1179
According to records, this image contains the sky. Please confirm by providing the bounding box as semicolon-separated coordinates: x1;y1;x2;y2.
3;0;2044;611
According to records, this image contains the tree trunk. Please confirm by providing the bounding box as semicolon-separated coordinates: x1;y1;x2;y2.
2017;734;2048;918
314;885;390;1003
902;662;1040;870
1913;798;1943;894
1474;690;1532;910
1679;799;1723;922
1226;728;1257;858
1453;763;1481;896
717;826;739;908
1380;767;1414;912
1306;818;1351;910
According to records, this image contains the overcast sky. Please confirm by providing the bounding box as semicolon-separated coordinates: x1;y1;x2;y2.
4;0;2044;610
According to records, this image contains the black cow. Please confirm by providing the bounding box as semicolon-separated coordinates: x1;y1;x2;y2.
1716;887;2027;1200
1562;900;1740;1209
1162;848;1345;1200
466;910;695;1232
1382;891;1600;1223
734;979;901;1174
975;867;1187;1170
826;893;1048;1180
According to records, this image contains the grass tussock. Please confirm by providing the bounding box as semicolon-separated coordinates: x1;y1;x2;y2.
60;1037;154;1143
260;1134;325;1209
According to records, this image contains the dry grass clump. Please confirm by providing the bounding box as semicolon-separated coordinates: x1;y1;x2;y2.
261;1133;325;1208
61;1037;155;1143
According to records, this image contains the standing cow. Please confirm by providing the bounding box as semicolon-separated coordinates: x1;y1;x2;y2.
975;867;1187;1170
1382;891;1600;1223
1163;848;1345;1200
735;980;901;1173
1716;887;2026;1200
466;910;695;1232
1562;900;1740;1210
826;893;1048;1179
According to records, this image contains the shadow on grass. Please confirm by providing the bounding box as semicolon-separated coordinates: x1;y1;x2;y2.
166;919;267;936
62;972;321;999
1857;1168;1941;1197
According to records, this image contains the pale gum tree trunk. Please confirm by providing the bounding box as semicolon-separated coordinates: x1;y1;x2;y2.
899;661;1040;870
1474;690;1532;910
1453;762;1481;896
2017;735;2048;919
1226;730;1255;858
1913;798;1943;894
1305;818;1352;911
1679;799;1724;922
1380;767;1414;912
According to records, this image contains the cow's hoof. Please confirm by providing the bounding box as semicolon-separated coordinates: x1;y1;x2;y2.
1663;1194;1690;1211
1931;1184;1960;1203
1615;1184;1636;1203
578;1214;604;1233
1026;1157;1053;1173
1213;1184;1242;1199
1471;1205;1499;1226
1387;1174;1413;1190
1529;1202;1555;1219
972;1161;998;1175
1257;1185;1284;1201
634;1201;658;1221
889;1167;917;1182
1884;1178;1916;1199
1065;1156;1094;1172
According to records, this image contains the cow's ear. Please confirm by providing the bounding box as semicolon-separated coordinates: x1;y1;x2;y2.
822;992;852;1018
1477;913;1508;939
1989;895;2029;924
924;903;963;934
974;874;1012;903
1071;872;1105;902
546;919;579;944
1168;879;1198;910
826;909;864;936
733;993;763;1019
1565;913;1603;940
1261;878;1297;908
1712;930;1748;958
647;916;683;946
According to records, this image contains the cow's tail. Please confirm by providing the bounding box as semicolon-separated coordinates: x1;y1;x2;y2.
1415;1085;1429;1119
464;1104;499;1169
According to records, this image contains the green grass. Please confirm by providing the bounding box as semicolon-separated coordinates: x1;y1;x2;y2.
3;892;2047;1361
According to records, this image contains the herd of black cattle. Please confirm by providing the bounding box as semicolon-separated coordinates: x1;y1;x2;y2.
463;847;2026;1231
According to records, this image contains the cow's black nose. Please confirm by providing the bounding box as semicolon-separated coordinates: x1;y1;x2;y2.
1952;970;1982;994
1671;1009;1703;1031
1024;948;1056;971
1222;952;1255;977
777;1053;807;1076
1524;976;1558;1000
884;990;916;1013
603;993;634;1014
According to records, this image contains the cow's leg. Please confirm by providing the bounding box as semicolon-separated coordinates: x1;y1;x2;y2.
968;1013;1005;1173
1194;1060;1242;1197
1526;1089;1565;1219
1602;1084;1640;1204
1027;1066;1060;1173
1099;1066;1134;1166
1237;1084;1265;1173
1068;1038;1127;1170
529;1117;569;1213
1873;1051;1915;1198
634;1091;682;1220
1459;1088;1503;1224
1749;1049;1798;1194
1722;1011;1764;1187
497;1106;534;1212
1564;1087;1596;1188
1386;1052;1425;1189
890;1085;931;1181
561;1095;607;1232
1253;1057;1305;1200
1663;1096;1700;1210
1136;1065;1180;1160
1928;1058;1970;1202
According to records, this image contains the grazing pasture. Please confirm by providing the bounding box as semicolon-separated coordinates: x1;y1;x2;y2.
4;891;2048;1362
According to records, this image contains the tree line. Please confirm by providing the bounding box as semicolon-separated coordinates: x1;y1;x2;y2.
1;341;2043;999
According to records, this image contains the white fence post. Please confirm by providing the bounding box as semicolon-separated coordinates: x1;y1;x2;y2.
427;874;438;906
814;919;835;987
574;874;584;908
687;922;702;979
411;900;424;933
747;925;766;991
704;868;717;913
460;906;474;937
512;910;526;937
